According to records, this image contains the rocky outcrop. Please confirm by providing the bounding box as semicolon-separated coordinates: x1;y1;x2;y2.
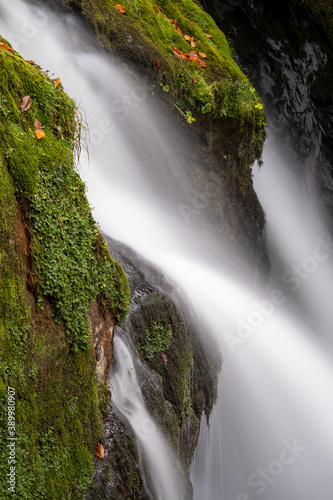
0;38;130;498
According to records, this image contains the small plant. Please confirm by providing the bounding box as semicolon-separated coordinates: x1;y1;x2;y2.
139;322;172;361
201;102;212;114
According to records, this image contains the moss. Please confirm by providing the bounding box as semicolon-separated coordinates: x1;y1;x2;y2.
0;39;130;497
60;0;265;133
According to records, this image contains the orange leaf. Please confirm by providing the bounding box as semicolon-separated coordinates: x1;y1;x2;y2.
176;1;179;4
154;60;162;68
199;52;207;58
159;6;165;14
191;40;196;48
0;43;15;55
205;33;212;38
161;354;168;365
54;77;61;89
115;4;126;13
26;60;36;65
153;3;158;12
35;130;46;139
184;35;193;42
96;443;105;459
193;76;198;83
21;95;31;112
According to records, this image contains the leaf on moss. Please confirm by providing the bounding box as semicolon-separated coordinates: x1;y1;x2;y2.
26;60;36;65
199;52;207;58
161;353;168;365
193;76;198;83
184;34;196;47
204;33;212;38
35;130;46;139
0;42;15;55
21;95;31;112
153;4;158;13
34;118;42;130
115;4;126;13
54;77;61;89
96;443;105;459
172;47;206;67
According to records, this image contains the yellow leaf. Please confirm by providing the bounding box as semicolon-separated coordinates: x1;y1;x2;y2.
54;77;61;89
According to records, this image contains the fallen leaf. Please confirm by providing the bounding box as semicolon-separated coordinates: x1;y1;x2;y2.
21;95;31;112
154;60;162;68
161;353;168;365
171;47;206;67
34;118;42;130
115;4;126;13
184;35;193;42
26;60;36;65
96;443;105;459
0;43;15;55
159;6;165;14
35;130;46;139
176;2;179;4
191;40;196;48
205;33;212;38
199;52;207;58
193;76;198;83
153;4;158;13
54;77;61;89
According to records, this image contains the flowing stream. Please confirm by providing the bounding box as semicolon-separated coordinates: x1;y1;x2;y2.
2;1;333;498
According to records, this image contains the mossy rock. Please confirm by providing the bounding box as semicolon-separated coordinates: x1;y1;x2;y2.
0;38;130;498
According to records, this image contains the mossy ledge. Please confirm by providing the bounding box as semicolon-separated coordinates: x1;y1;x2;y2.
0;39;130;498
55;0;265;140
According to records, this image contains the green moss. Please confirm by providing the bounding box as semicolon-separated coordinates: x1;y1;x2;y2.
139;321;172;360
65;0;265;131
0;39;130;498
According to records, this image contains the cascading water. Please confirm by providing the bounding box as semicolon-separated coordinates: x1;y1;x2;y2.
109;332;179;500
2;1;333;499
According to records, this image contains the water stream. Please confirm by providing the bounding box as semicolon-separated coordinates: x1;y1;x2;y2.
2;1;333;498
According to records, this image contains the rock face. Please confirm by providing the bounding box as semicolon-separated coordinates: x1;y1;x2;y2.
201;0;333;206
87;235;222;499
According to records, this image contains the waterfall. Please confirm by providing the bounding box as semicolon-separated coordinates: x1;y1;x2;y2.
2;1;333;499
109;333;180;500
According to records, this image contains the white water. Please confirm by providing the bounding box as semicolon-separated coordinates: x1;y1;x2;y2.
109;333;179;500
2;1;333;499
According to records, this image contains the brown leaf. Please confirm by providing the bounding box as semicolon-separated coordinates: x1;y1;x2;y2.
54;77;61;89
199;52;207;58
184;35;193;42
35;129;46;139
204;33;212;38
0;43;15;55
190;40;196;48
115;4;126;13
193;76;198;83
153;3;158;12
21;95;31;112
154;60;162;68
96;443;105;459
159;6;165;14
26;60;36;65
161;353;168;365
34;118;42;130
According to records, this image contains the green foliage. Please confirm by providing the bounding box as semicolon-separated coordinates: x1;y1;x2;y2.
30;164;130;351
139;321;172;360
0;38;130;498
77;0;265;133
